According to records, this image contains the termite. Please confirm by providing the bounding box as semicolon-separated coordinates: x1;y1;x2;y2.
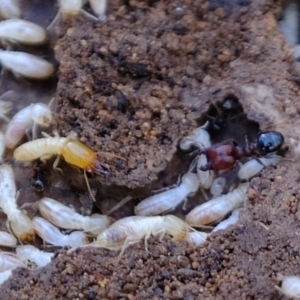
134;172;200;216
14;136;123;201
185;183;249;226
38;197;112;235
179;121;211;151
210;177;226;198
0;131;5;163
0;95;12;122
0;0;21;19
0;19;47;45
91;215;195;255
0;253;25;272
275;274;300;298
0;270;13;286
48;0;98;29
181;231;208;246
16;245;54;268
32;216;88;247
0;50;55;80
237;155;282;181
0;231;17;247
181;122;214;190
212;208;241;232
0;164;35;242
5;102;52;149
89;0;107;21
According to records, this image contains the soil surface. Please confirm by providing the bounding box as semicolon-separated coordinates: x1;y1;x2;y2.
1;0;300;299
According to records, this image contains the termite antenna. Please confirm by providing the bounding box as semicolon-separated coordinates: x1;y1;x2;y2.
83;170;96;202
106;196;133;216
96;151;127;161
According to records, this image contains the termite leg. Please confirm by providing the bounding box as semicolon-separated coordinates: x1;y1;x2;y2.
32;122;38;140
80;9;99;21
83;170;96;202
47;12;61;30
52;155;61;170
182;196;189;211
144;234;151;252
106;196;133;216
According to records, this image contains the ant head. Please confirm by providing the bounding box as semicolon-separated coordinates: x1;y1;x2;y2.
257;131;284;154
32;179;45;192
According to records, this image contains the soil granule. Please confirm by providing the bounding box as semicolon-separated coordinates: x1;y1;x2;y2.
1;0;300;299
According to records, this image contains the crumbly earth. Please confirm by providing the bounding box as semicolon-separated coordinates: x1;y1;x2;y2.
1;0;300;299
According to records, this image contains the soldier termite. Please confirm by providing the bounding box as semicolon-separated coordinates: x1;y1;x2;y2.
13;136;124;201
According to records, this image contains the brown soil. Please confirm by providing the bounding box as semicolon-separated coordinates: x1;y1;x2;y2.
1;0;300;299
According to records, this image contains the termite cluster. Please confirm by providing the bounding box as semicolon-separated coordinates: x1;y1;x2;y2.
0;0;287;293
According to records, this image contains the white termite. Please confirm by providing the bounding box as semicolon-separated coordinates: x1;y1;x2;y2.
0;95;12;122
38;197;112;235
275;274;300;298
89;0;107;21
182;122;214;189
238;155;282;181
5;103;52;149
0;50;55;80
48;0;98;29
197;155;215;190
0;270;12;285
92;215;195;254
134;172;200;216
0;131;5;163
185;183;249;226
179;122;210;151
14;137;68;162
0;253;25;272
212;209;241;232
181;231;208;246
0;231;17;247
0;0;21;19
210;177;226;197
0;164;35;242
16;245;54;268
0;19;47;45
33;217;89;248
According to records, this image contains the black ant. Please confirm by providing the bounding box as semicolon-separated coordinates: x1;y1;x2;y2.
205;95;243;135
32;166;46;192
198;131;285;171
